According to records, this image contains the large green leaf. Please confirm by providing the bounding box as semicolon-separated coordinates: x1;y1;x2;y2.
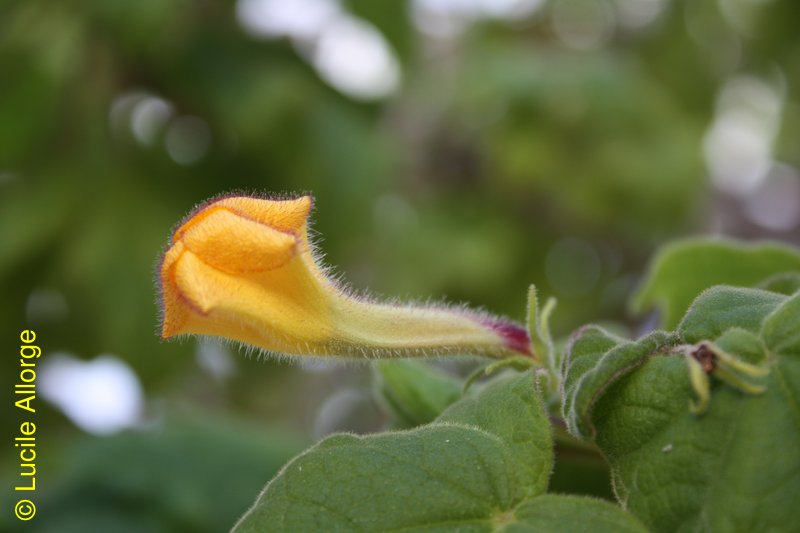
236;425;519;532
562;327;677;440
437;372;552;499
631;238;800;328
374;360;463;428
234;372;645;532
564;287;800;531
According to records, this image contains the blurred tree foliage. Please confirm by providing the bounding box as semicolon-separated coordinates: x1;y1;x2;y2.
0;0;798;529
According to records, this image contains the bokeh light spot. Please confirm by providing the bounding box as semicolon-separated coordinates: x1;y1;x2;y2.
613;0;665;29
195;339;237;380
477;0;544;20
411;0;543;37
131;96;174;147
108;90;147;136
40;354;144;435
551;0;616;50
236;0;339;41
412;0;472;38
744;163;800;231
704;76;782;196
165;116;212;166
313;17;401;100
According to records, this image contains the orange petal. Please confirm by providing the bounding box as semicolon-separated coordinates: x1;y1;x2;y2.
214;195;312;233
167;249;333;348
180;207;297;273
160;241;192;338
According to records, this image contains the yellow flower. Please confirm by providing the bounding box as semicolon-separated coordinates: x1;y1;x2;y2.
159;194;531;359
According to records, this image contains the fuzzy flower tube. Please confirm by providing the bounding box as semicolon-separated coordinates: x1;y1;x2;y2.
158;194;532;360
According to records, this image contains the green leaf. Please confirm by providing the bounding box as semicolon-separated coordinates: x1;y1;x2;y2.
678;285;786;342
235;373;550;532
235;425;518;532
631;238;800;329
234;372;645;532
499;495;647;533
374;360;463;427
438;372;552;498
757;272;800;296
567;286;800;531
762;290;800;355
562;327;677;440
712;327;767;364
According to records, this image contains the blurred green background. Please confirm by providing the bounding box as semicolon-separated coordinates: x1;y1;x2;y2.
1;0;799;531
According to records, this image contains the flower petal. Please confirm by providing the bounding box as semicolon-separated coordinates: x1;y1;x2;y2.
167;249;334;351
158;193;533;360
181;207;297;273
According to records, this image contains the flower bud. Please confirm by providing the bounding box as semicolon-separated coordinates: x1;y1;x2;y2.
158;194;531;360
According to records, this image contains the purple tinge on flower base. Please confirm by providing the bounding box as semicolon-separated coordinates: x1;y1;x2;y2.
482;319;533;356
158;193;532;360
